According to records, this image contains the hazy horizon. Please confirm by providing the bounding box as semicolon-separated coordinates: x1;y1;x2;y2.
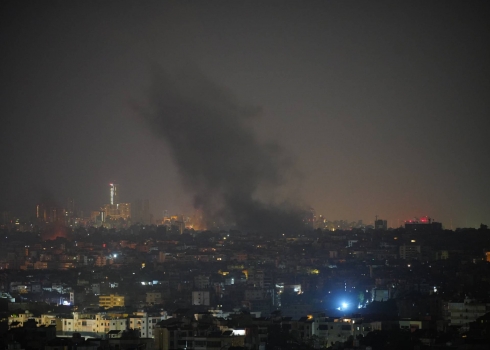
1;1;489;228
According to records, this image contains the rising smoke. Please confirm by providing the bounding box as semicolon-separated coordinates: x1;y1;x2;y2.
143;67;306;232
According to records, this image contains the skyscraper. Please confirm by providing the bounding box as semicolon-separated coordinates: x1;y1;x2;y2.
101;184;131;225
110;183;119;205
36;203;65;224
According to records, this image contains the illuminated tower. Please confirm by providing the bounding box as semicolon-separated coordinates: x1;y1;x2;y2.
110;183;119;205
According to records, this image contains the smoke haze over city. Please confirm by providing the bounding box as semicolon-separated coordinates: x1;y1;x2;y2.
1;1;489;228
3;3;490;348
143;67;305;231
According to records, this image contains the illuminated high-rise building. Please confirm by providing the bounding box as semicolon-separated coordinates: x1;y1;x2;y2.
110;183;119;205
36;203;65;223
100;183;131;224
117;202;131;220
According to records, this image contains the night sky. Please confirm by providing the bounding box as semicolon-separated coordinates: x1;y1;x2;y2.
1;1;489;228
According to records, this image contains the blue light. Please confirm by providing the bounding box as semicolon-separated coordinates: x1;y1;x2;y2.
342;302;348;309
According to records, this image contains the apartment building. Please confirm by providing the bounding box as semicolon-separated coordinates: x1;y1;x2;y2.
99;294;125;309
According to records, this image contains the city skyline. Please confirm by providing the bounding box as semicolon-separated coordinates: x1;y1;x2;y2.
1;1;489;228
2;180;449;230
12;185;448;232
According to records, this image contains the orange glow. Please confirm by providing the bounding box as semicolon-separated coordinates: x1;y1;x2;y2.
41;224;70;241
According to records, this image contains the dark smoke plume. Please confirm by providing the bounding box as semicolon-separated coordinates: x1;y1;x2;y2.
143;67;306;232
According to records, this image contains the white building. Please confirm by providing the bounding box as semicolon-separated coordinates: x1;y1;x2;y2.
311;316;372;348
61;313;126;334
448;297;490;330
128;312;167;338
8;311;57;329
8;310;35;328
10;310;168;339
